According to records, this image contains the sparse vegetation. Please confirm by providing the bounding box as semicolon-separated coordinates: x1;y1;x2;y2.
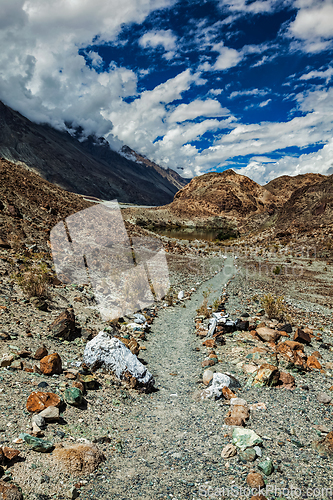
260;293;288;320
273;265;282;275
14;260;51;298
196;287;212;318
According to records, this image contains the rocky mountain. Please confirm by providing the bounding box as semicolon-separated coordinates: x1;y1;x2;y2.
274;174;333;234
265;173;326;204
0;157;92;251
168;169;277;219
0;101;188;206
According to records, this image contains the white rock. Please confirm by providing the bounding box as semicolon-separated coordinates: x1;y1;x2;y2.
32;414;46;429
178;291;184;300
83;332;154;389
39;406;60;421
201;372;231;399
203;369;214;386
133;313;146;324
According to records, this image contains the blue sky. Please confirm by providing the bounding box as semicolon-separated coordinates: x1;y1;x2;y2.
1;0;333;183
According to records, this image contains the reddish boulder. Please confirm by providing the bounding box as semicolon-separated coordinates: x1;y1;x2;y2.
40;353;62;375
26;391;61;413
307;355;322;370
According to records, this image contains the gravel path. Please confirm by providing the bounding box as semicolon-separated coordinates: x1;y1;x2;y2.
80;259;235;500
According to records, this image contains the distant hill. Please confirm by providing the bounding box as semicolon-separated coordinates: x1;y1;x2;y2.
0;101;188;206
0;157;92;250
265;173;325;204
274;174;333;234
168;169;277;219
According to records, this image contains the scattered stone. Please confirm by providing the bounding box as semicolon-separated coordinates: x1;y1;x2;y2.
225;402;249;427
49;308;76;340
0;354;14;368
312;431;333;457
19;433;53;452
202;358;216;367
65;486;79;499
64;388;83;407
242;364;258;375
232;428;263;451
246;472;265;488
201;372;233;399
294;328;311;345
221;444;237;458
34;346;48;360
256;327;281;343
277;323;292;333
202;369;214;386
30;297;48;311
40;353;62;375
252;364;280;387
52;443;105;474
0;480;23;499
83;332;154;391
32;414;46;430
258;458;274;476
307;355;322;370
26;392;61;413
276;341;307;370
2;447;20;462
222;386;236;400
278;371;295;388
77;374;97;390
316;392;332;404
239;447;257;462
9;360;22;371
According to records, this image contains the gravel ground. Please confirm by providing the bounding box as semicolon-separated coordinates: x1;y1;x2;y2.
0;244;333;500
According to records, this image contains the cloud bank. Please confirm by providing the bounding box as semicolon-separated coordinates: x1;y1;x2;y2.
0;0;332;184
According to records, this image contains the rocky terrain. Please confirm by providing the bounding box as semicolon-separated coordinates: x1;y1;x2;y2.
122;169;333;246
0;230;333;500
1;130;333;499
0;101;188;205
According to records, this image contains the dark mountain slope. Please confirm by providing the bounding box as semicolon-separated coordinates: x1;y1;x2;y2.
0;101;188;205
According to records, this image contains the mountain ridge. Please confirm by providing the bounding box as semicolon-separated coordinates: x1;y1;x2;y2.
0;101;188;206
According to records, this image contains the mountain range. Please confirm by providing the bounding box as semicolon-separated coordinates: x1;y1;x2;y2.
0;100;332;244
0;101;188;206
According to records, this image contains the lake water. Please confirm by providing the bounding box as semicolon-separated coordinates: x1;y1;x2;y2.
152;227;221;241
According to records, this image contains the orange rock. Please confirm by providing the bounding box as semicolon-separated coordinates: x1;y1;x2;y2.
2;447;20;461
250;496;267;500
52;443;105;475
40;353;62;375
222;386;236;400
246;472;265;488
312;351;322;358
224;416;245;426
202;339;216;348
26;391;61;413
307;355;322;370
0;481;23;499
